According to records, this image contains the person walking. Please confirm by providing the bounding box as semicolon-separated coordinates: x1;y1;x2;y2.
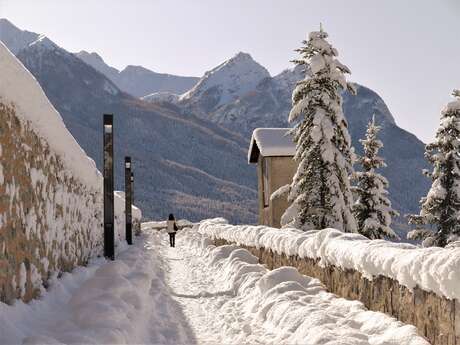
167;214;178;248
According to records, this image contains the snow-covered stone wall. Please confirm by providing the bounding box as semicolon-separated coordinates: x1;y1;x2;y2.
199;219;460;345
0;103;103;303
0;42;141;304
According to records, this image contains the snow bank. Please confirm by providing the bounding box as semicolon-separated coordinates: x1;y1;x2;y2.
181;228;429;344
198;219;460;301
0;41;101;189
0;233;193;345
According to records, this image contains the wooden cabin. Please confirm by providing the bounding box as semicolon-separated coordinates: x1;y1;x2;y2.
248;128;296;228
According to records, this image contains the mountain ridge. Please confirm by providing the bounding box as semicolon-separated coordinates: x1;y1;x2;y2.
142;45;428;225
1;21;257;223
0;19;430;231
76;50;199;97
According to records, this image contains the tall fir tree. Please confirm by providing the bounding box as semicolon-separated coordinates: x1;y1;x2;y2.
281;27;357;232
352;116;399;239
408;90;460;247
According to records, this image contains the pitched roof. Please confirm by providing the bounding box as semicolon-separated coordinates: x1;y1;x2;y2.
248;128;296;163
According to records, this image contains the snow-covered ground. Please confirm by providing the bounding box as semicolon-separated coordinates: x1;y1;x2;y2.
169;227;428;345
1;225;429;344
0;237;194;345
141;219;195;231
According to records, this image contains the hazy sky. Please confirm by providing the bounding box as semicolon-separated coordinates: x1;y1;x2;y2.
1;0;459;142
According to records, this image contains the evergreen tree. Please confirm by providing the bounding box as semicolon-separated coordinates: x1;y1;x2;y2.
408;90;460;247
352;116;399;239
281;27;357;232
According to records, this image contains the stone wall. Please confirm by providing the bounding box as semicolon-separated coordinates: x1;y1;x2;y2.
0;103;103;304
214;238;459;345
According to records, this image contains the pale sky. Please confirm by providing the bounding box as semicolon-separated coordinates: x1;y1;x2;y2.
1;0;459;143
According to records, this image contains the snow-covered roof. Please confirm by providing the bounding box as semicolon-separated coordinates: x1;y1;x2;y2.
248;128;295;163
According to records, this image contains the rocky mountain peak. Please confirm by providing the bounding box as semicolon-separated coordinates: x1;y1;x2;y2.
209;51;269;78
77;51;107;66
76;50;120;81
232;51;254;62
121;65;152;74
180;52;270;109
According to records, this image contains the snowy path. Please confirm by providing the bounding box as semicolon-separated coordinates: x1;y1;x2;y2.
1;227;429;345
160;236;275;344
0;233;196;345
158;229;429;345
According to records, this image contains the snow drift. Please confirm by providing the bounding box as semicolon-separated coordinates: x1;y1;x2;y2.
181;227;429;344
198;218;460;302
0;233;193;345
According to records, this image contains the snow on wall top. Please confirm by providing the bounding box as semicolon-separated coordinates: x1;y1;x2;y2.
0;41;101;190
199;219;460;301
248;128;296;163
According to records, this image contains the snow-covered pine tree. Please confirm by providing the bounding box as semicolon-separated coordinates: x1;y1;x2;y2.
352;116;399;239
408;90;460;247
281;27;357;232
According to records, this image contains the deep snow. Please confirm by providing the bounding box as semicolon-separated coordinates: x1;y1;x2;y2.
198;218;460;302
1;224;429;344
0;234;194;345
170;226;428;345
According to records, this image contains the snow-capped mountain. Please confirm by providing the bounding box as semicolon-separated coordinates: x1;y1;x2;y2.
17;36;121;103
146;52;429;225
180;52;271;112
0;20;257;224
176;59;397;135
0;18;430;230
76;50;199;97
271;64;396;127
